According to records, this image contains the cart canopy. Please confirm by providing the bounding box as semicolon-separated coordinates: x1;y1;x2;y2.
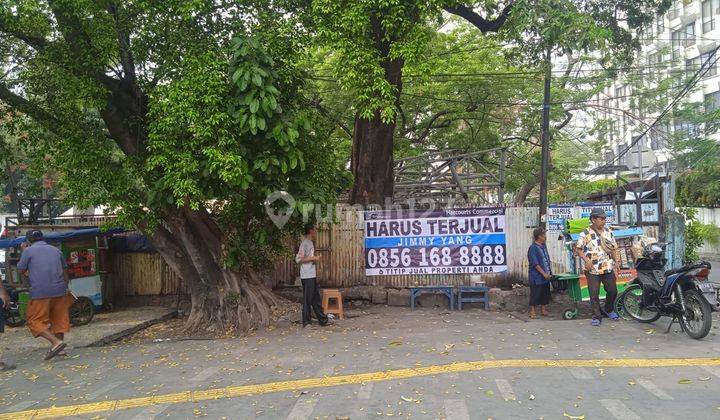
0;227;124;249
568;227;645;242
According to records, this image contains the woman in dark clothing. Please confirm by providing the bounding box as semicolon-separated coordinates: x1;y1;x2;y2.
528;227;553;318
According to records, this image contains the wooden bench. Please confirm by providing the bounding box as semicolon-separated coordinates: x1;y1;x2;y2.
410;286;454;310
457;286;490;310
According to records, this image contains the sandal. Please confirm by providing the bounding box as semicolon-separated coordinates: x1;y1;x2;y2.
44;342;67;361
591;318;601;327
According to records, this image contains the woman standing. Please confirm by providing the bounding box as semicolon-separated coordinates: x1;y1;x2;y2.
528;227;553;318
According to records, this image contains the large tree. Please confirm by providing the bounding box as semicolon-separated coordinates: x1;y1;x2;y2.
314;0;670;205
0;1;348;332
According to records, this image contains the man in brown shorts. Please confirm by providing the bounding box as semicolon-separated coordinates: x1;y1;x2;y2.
17;230;70;360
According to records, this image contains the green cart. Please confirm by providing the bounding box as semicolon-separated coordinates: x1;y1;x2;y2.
554;273;582;320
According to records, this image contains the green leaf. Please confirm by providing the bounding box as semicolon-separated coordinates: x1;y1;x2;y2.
252;74;263;87
250;99;260;114
232;69;244;83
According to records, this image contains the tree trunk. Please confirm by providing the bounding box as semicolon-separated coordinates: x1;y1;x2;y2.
349;57;404;206
513;176;539;205
149;206;282;334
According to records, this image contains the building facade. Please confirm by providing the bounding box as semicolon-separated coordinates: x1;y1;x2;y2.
588;0;720;179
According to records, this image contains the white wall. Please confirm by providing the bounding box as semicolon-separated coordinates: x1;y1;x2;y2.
692;207;720;258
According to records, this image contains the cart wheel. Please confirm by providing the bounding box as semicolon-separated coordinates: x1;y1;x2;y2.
562;309;576;320
70;297;95;326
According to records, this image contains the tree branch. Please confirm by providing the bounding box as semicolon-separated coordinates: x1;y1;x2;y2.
443;2;515;33
0;13;48;50
107;2;138;85
554;110;573;130
0;82;60;133
310;99;353;139
410;110;452;144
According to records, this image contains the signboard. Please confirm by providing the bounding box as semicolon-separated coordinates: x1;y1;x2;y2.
64;246;97;279
363;207;507;276
619;202;660;224
577;201;616;225
548;204;574;231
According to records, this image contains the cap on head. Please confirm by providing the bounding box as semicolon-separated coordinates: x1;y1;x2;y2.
589;208;607;219
25;230;43;242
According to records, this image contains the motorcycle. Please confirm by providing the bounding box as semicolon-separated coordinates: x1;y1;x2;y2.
621;243;718;339
3;287;25;328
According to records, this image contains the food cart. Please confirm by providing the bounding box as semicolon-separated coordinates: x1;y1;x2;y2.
1;228;119;326
556;218;645;320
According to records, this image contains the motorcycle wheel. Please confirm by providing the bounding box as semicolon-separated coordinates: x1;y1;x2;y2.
679;289;712;340
615;289;630;320
5;309;25;327
70;297;95;326
622;284;661;323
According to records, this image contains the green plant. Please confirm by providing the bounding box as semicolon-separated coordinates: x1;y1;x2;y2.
680;208;720;263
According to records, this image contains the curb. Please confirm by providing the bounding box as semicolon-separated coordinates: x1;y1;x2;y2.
82;310;178;347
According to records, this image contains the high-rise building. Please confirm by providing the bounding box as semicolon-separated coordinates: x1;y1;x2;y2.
587;0;720;179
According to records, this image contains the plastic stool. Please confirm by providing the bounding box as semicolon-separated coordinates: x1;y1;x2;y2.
321;289;344;320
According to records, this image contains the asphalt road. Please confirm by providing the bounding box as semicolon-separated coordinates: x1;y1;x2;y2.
1;306;720;419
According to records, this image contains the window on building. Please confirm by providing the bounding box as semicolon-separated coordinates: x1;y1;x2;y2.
656;14;665;34
684;22;696;46
671;29;684;59
615;86;626;99
616;144;628;166
702;0;716;33
673;119;699;137
670;69;684;88
608;120;617;142
604;150;615;164
706;91;720;112
700;51;718;77
668;1;681;20
649;52;659;66
650;125;668;150
686;56;701;73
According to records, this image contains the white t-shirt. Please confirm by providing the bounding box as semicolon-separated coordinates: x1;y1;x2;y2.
295;238;317;279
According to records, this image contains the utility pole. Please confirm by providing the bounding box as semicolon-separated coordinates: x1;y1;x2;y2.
538;46;552;228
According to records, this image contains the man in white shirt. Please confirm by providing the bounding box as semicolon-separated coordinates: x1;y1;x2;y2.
295;223;328;327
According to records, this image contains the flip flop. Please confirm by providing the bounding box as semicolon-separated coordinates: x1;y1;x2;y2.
541;313;551;317
44;342;67;361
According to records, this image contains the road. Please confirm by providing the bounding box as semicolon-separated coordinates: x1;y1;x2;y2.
1;306;720;419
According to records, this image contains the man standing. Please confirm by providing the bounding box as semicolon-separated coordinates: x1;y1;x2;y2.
295;223;328;328
528;227;552;319
575;208;620;326
0;280;16;371
17;230;70;359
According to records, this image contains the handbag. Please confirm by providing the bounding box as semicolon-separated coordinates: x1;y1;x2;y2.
592;227;621;265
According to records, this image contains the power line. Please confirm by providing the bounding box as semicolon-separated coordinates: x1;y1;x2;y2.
590;46;720;175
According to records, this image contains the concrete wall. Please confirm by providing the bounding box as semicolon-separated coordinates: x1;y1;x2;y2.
692;207;720;259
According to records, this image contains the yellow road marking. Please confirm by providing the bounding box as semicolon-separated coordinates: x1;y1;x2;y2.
2;357;719;419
